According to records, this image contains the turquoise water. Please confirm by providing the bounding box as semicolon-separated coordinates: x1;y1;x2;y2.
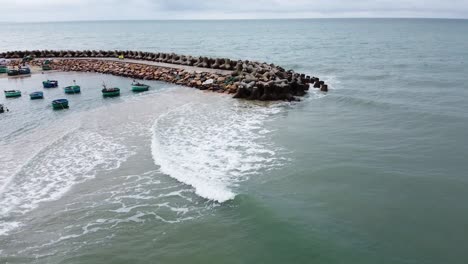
1;19;468;263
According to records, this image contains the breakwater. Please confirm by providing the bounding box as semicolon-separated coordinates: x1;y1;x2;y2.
1;50;328;100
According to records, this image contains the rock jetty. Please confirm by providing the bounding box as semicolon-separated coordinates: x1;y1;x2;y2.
1;50;329;100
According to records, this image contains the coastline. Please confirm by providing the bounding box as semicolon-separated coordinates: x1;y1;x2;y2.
2;50;329;101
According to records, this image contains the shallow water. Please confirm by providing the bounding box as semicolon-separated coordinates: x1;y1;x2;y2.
1;19;468;264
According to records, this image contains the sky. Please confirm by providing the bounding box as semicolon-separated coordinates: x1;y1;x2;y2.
1;0;468;22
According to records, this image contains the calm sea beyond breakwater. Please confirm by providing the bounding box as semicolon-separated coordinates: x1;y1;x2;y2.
1;19;468;264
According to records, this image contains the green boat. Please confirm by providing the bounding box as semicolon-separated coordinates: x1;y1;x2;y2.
42;60;52;71
131;81;150;92
22;55;33;63
4;90;21;98
0;65;7;74
7;69;19;76
64;85;81;94
52;99;69;110
102;84;120;97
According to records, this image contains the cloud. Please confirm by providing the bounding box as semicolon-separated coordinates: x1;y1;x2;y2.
1;0;467;21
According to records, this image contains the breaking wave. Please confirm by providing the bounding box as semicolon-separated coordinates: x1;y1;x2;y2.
151;100;284;203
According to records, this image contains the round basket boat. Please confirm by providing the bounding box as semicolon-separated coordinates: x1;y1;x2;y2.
7;69;19;76
4;90;21;98
52;99;69;109
30;91;44;100
43;80;59;88
102;86;120;97
64;85;81;94
131;82;150;92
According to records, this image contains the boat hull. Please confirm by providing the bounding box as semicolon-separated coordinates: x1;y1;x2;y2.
131;85;149;92
19;68;31;75
5;91;21;98
30;92;44;100
102;91;120;97
52;99;69;109
43;81;59;88
7;70;19;76
102;88;120;97
64;85;81;94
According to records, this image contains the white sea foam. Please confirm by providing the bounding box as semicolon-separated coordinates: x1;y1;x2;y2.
0;130;133;236
151;100;284;203
0;221;21;236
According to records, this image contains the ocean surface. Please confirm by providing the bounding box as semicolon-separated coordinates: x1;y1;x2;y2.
1;19;468;264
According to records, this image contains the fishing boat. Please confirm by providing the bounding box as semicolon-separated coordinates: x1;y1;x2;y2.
102;84;120;97
131;80;150;92
64;85;81;94
43;80;59;88
19;66;31;75
4;90;21;98
7;69;19;76
0;65;7;74
22;55;33;63
64;80;81;94
52;99;69;109
30;91;44;100
42;60;52;71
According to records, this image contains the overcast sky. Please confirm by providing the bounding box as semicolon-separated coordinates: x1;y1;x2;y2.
1;0;468;22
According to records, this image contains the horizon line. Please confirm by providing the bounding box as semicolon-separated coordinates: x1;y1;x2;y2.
1;17;467;24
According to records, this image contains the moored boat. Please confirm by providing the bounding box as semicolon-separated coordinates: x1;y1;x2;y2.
30;91;44;100
7;66;31;77
102;84;120;97
0;65;7;74
131;81;150;92
19;66;31;75
64;80;80;94
4;90;21;98
7;69;19;76
43;80;59;88
64;85;81;94
42;60;52;71
52;99;69;109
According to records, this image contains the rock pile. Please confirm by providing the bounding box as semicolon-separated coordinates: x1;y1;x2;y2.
2;50;329;100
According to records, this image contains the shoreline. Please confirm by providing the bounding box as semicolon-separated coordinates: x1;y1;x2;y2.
2;50;329;100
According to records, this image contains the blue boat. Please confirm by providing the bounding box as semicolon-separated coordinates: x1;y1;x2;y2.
19;67;31;75
52;99;69;109
30;91;44;100
43;80;59;88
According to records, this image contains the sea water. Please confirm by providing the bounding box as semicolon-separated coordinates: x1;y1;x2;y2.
1;19;468;264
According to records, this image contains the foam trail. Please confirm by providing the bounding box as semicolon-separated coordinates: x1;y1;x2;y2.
0;131;133;236
151;100;283;203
